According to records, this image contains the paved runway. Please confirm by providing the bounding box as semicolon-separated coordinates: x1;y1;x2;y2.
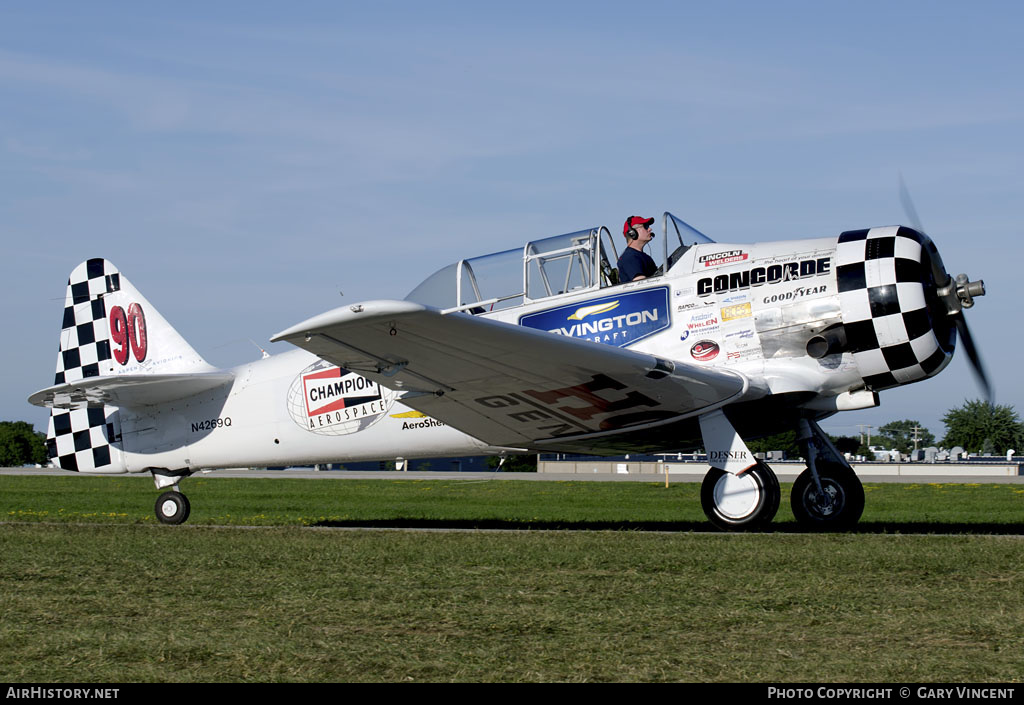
3;467;1023;483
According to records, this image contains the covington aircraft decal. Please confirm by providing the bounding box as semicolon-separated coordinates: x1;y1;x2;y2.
518;287;670;348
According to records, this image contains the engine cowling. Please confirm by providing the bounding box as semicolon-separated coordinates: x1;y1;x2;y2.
835;226;957;392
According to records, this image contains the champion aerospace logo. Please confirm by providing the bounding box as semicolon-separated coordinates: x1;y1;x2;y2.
286;360;397;436
518;287;670;347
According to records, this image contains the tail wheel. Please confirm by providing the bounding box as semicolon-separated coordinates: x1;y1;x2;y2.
701;461;780;531
790;463;864;530
155;490;191;525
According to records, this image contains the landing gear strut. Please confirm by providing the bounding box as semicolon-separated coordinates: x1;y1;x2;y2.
791;463;863;529
701;461;780;531
155;490;191;525
792;419;864;530
151;469;193;525
698;410;780;531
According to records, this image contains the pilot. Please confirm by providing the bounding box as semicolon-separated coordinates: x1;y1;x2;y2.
617;215;658;282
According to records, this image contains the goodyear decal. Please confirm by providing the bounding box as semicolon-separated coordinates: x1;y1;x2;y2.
518;287;670;347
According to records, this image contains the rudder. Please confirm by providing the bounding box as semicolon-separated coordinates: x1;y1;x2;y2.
47;407;123;473
54;258;212;384
46;258;213;473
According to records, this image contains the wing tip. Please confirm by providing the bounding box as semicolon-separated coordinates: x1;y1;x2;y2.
271;299;431;343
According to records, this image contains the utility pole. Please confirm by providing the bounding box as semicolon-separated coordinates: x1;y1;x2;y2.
858;424;873;447
911;425;923;452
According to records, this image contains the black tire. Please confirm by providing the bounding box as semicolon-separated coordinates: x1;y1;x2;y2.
155;490;191;525
701;461;780;531
790;463;864;531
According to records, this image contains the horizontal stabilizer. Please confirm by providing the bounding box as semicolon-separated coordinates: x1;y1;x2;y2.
29;372;235;410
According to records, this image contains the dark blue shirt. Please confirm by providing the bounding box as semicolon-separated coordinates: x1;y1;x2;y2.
617;247;657;283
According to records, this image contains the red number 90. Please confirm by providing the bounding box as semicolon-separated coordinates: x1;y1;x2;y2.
109;303;148;365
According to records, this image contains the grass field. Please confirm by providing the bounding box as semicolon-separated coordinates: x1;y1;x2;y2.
2;475;1023;682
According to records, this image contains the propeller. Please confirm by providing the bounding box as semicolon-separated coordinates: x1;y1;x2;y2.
954;313;992;405
898;174;926;234
899;175;993;406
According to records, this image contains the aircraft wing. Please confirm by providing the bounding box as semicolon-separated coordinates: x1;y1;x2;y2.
272;300;752;451
28;372;236;410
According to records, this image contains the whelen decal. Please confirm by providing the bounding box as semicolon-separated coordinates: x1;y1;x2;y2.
519;287;670;348
286;360;397;435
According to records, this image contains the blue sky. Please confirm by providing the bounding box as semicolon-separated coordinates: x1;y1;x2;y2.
3;1;1021;447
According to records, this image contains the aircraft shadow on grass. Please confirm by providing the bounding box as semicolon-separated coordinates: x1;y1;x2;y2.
310;518;1024;535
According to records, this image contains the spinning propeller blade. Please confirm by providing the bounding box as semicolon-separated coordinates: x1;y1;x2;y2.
899;172;926;234
899;176;992;405
953;313;994;406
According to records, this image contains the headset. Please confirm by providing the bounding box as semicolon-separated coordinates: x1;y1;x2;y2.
626;216;640;240
625;217;654;241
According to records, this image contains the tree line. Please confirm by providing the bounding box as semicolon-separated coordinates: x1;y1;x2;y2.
0;421;47;467
745;399;1024;458
867;400;1023;456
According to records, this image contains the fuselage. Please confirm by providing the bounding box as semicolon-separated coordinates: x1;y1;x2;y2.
108;347;499;473
39;223;958;475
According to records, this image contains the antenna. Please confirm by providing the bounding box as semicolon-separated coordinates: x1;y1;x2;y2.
249;339;270;359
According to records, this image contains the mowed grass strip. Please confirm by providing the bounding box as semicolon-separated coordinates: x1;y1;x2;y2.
1;475;1023;682
2;475;1024;530
1;525;1022;682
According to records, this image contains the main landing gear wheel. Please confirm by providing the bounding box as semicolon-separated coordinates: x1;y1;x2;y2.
791;463;864;531
701;461;780;531
155;490;191;525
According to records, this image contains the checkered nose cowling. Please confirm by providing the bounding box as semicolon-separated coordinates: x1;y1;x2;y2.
47;258;124;473
836;226;956;392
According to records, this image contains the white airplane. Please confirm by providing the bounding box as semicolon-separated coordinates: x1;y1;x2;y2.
29;211;988;530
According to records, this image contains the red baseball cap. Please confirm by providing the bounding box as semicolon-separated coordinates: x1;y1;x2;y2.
623;215;655;236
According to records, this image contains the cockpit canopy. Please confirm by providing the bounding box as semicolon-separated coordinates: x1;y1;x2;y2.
405;212;715;313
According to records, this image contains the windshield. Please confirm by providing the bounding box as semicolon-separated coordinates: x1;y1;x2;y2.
405;213;715;312
662;212;715;270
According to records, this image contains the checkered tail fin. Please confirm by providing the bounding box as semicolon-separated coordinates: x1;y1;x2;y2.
46;258;214;472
